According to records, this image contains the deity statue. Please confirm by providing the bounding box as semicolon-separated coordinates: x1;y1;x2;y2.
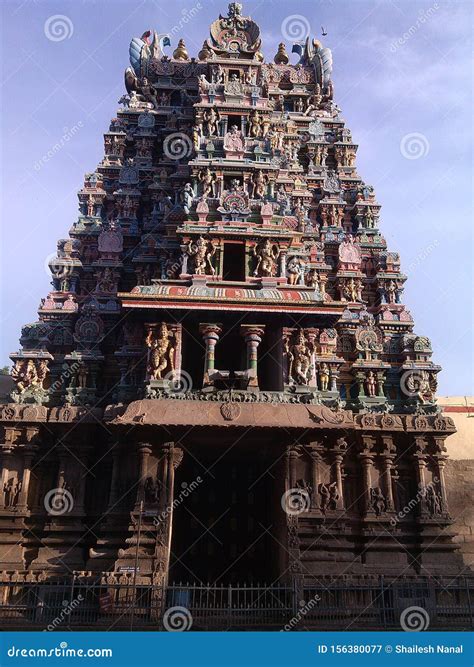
226;72;243;95
253;239;279;277
203;106;220;136
11;359;48;393
365;370;377;397
370;487;387;515
182;183;194;214
144;476;160;504
250;170;268;199
285;329;315;386
276;186;291;215
304;86;322;116
318;362;330;391
249;110;263;138
186;236;217;276
192;123;202;151
223;125;244;153
199;167;217;199
146;323;175;380
287;257;305;285
426;485;442;516
139;77;159;109
386;279;397;303
3;477;22;509
76;362;89;389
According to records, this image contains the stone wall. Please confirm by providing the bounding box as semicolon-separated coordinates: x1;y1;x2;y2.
445;459;474;568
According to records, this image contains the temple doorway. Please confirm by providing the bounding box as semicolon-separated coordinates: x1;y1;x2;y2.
169;444;284;584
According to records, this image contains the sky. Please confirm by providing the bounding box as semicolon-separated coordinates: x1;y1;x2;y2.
0;0;472;396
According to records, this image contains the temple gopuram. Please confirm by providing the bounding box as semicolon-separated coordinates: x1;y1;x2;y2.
1;3;471;630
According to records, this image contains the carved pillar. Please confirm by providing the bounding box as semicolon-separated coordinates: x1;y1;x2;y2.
432;436;449;513
280;250;287;279
358;435;375;514
380;436;396;512
199;323;222;387
412;436;429;515
332;438;347;510
135;443;152;510
240;325;265;388
16;448;37;512
307;441;324;511
329;365;339;392
0;447;13;510
286;445;301;490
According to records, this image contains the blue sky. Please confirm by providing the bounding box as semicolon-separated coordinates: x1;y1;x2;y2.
1;0;472;395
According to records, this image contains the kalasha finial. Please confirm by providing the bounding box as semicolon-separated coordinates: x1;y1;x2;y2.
173;39;189;61
274;42;289;65
198;40;212;61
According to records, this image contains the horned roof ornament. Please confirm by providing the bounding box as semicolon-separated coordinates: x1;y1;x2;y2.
292;36;333;89
206;2;262;59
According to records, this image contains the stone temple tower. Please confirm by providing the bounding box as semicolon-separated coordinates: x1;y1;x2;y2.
0;3;467;618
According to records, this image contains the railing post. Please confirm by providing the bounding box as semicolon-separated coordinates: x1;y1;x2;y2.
465;577;473;629
228;584;232;629
380;575;386;629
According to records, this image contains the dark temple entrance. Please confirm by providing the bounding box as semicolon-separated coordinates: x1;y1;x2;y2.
169;441;284;584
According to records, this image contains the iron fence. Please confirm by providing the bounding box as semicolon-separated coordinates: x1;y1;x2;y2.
0;575;472;630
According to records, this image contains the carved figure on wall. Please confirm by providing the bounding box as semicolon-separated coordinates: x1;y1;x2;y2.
249;109;263;137
11;359;48;393
253;239;279;277
426;485;442;516
370;487;387;515
250;170;268;199
3;477;22;508
203;106;220;136
199;167;217;199
144;476;160;504
146;323;175;380
285;329;315;386
223;125;244;152
139;77;159;109
365;370;377;397
287;257;305;285
186;236;217;276
318;362;330;391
